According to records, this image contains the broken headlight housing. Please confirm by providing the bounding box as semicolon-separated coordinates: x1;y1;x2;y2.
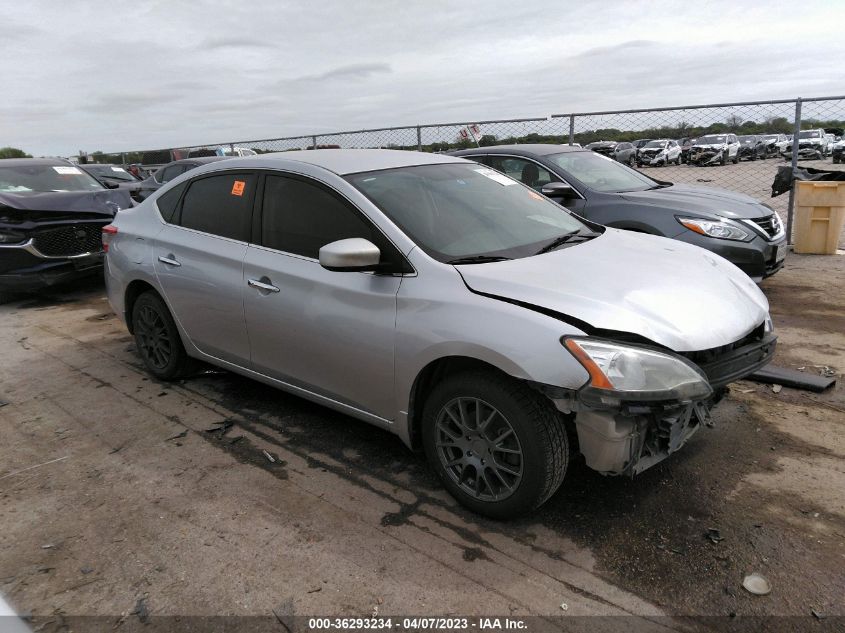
563;337;713;406
677;217;751;241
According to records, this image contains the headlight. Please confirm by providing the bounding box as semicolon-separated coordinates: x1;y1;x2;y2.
563;338;712;405
0;231;26;244
764;316;774;334
677;217;751;241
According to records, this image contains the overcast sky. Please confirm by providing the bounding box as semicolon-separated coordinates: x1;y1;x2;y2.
2;0;843;156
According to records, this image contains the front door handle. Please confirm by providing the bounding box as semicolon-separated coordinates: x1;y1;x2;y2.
248;278;280;293
158;255;181;267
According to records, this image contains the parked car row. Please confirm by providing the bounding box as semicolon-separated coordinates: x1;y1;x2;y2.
589;129;843;167
103;148;777;517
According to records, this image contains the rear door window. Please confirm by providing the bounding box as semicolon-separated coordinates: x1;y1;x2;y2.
487;156;557;191
177;173;256;241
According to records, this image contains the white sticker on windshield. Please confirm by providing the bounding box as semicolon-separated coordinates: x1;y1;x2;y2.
111;167;128;173
53;166;82;175
474;168;517;186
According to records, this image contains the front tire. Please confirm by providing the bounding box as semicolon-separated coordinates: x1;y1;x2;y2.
132;291;192;380
422;370;568;519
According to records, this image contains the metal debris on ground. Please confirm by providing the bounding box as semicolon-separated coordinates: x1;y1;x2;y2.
742;573;772;596
130;596;150;623
772;384;782;393
205;420;234;438
41;544;55;549
262;450;276;463
811;609;825;620
705;528;724;544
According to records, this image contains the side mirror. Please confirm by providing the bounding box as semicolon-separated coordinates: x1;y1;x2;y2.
319;238;381;272
540;182;577;199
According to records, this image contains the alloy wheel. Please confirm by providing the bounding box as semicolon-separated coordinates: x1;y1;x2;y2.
135;304;172;370
435;397;523;501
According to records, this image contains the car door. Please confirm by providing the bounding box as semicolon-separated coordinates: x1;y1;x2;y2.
153;171;256;365
668;141;681;162
728;135;740;158
243;173;405;421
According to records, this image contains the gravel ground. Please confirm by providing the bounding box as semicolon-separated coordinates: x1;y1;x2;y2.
0;251;844;631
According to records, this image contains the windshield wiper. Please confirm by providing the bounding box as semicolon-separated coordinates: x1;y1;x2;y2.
535;230;583;255
446;255;513;265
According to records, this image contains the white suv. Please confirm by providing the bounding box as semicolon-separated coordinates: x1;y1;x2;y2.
689;134;741;166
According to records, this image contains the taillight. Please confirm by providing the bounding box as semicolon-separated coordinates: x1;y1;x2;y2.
102;224;118;252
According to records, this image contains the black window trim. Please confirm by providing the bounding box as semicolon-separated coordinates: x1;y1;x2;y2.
253;169;414;275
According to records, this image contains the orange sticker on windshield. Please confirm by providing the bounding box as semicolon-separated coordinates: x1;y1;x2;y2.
231;180;245;196
528;191;543;200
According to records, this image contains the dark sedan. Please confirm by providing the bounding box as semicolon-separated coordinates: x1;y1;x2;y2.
737;135;767;161
450;144;787;281
0;158;133;291
612;142;637;166
79;164;142;189
584;140;617;157
131;156;228;201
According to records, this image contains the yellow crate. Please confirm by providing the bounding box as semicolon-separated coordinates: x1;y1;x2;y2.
794;181;845;255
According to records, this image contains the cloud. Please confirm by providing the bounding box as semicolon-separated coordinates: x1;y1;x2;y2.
291;63;392;83
573;40;657;59
200;36;277;50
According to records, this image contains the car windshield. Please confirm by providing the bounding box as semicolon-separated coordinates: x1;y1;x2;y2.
87;166;136;181
0;164;104;192
545;151;658;193
643;140;667;148
798;130;821;139
760;135;778;141
346;163;588;262
696;135;727;144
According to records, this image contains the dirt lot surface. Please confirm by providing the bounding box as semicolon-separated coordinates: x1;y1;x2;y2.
1;252;844;631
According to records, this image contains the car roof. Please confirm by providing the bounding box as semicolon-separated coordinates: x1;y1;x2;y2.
167;156;229;166
451;144;584;157
193;148;467;176
0;157;73;167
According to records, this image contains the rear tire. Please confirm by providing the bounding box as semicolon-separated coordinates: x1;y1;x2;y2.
132;291;193;380
422;370;568;519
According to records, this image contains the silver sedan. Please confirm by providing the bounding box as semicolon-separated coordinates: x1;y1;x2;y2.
104;149;775;517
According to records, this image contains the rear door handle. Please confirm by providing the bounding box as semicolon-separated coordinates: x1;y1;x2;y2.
158;255;181;267
248;278;280;293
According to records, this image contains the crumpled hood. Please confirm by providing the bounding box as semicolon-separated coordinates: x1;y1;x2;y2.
620;184;770;220
0;189;131;216
456;229;769;352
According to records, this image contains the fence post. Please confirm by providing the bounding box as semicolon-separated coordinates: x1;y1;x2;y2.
311;135;317;150
568;115;575;146
785;98;802;245
121;153;126;166
416;126;422;152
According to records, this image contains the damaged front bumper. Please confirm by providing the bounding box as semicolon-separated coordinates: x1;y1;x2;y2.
689;149;722;165
547;331;776;476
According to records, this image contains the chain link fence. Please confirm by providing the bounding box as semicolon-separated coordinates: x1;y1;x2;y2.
97;96;845;245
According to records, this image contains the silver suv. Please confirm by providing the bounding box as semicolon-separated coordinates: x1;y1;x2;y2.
104;150;776;518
